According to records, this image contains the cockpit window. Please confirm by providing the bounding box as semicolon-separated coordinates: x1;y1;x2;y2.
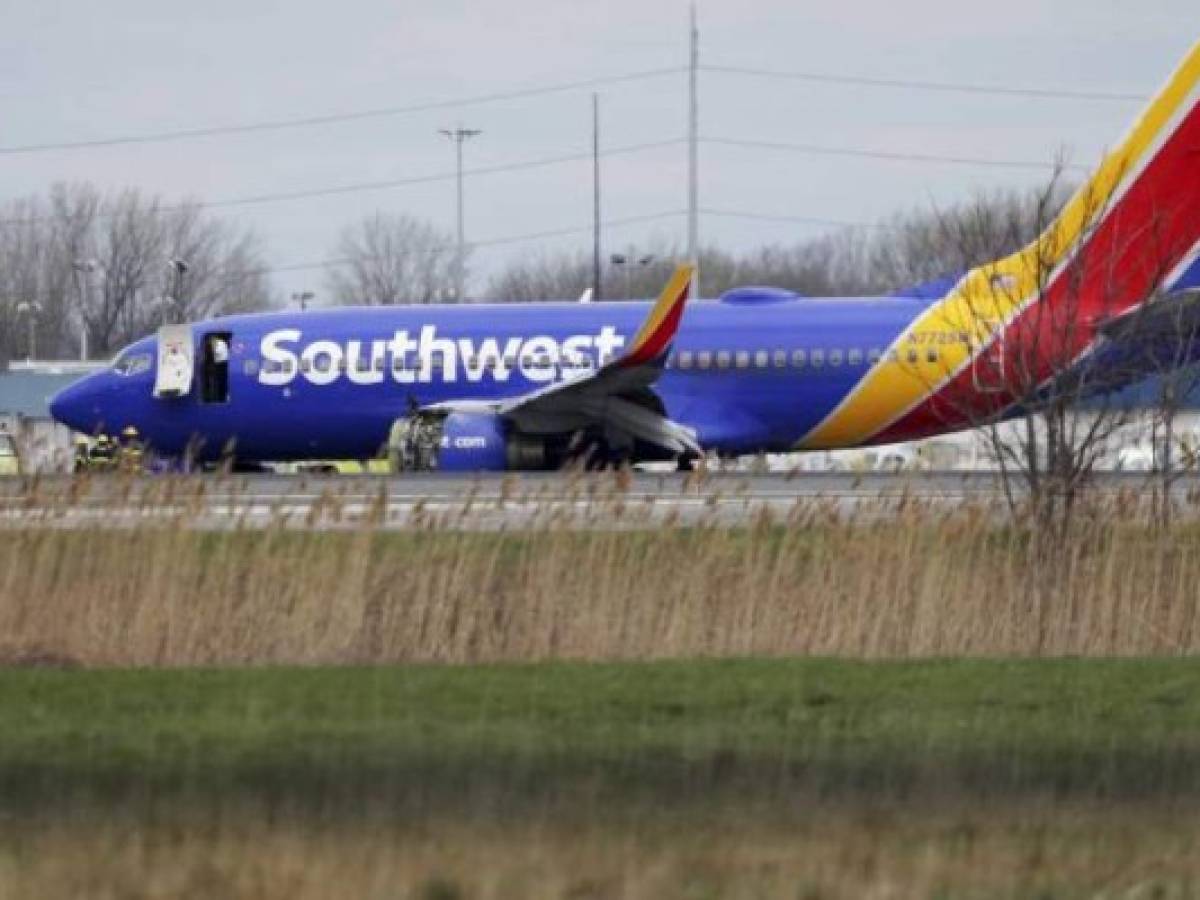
113;352;152;376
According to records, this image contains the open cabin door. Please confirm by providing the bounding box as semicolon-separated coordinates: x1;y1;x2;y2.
154;325;194;399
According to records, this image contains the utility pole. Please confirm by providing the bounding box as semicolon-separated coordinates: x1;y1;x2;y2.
687;3;700;298
439;126;482;302
16;301;40;363
592;93;602;302
72;258;99;361
166;258;189;324
291;291;314;311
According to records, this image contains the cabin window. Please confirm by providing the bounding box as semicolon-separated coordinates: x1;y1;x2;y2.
791;349;807;368
811;349;825;368
113;353;152;377
754;350;769;369
906;349;919;365
678;351;694;370
716;350;732;370
926;348;939;364
868;348;883;364
735;351;750;369
696;351;713;370
848;349;863;366
773;350;787;369
829;349;843;367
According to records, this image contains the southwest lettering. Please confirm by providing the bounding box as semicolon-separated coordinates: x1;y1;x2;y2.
258;327;625;388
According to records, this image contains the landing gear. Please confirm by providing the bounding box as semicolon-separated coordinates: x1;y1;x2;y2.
563;430;634;472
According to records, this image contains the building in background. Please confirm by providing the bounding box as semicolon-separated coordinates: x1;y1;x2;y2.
0;361;104;473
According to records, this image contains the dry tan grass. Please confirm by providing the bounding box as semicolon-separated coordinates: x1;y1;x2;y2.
2;498;1199;667
3;803;1198;899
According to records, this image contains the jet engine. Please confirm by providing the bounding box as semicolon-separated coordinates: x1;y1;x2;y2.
388;411;551;472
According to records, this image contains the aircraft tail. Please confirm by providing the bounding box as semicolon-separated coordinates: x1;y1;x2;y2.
963;38;1200;324
801;39;1200;448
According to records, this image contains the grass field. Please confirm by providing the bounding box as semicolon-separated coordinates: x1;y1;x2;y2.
5;509;1200;896
3;513;1200;666
2;658;1200;897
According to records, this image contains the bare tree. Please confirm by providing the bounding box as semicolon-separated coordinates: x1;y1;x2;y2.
0;182;273;359
914;168;1194;539
867;186;1072;294
486;249;592;302
1122;295;1200;528
325;213;457;305
482;189;1067;303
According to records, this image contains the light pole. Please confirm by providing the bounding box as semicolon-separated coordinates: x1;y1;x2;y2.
291;291;314;311
165;258;189;324
72;258;100;361
439;126;482;302
152;296;174;327
609;252;655;300
15;301;41;362
609;253;629;300
687;4;700;297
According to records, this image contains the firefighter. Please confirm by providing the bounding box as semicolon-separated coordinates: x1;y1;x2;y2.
118;426;145;474
91;434;116;472
72;436;91;473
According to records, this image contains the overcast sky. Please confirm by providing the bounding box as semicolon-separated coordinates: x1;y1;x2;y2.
1;1;1195;300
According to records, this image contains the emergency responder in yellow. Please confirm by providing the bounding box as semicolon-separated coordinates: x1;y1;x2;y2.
72;436;90;473
90;434;116;472
118;426;145;474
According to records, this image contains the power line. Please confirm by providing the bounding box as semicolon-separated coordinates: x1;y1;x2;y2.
210;138;678;211
0;62;1143;158
700;207;865;229
0;133;1076;228
0;139;686;225
0;68;687;156
474;210;687;248
237;210;690;277
702;136;1087;173
702;63;1145;103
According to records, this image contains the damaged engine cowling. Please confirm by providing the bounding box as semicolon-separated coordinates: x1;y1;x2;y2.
388;411;551;472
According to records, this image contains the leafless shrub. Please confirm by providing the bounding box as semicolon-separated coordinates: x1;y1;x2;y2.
325;212;458;305
0;489;1197;667
0;182;272;360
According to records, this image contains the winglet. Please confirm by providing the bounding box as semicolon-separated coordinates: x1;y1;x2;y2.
618;263;695;368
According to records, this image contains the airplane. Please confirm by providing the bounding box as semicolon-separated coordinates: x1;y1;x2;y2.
50;39;1200;473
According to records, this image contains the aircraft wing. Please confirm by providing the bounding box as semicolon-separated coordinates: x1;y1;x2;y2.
427;264;700;454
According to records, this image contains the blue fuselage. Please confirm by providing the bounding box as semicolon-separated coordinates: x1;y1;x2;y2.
51;295;932;461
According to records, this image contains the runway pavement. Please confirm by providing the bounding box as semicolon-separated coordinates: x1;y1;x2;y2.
0;470;1191;530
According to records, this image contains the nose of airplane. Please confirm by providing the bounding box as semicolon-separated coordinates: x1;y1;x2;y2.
50;374;108;434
